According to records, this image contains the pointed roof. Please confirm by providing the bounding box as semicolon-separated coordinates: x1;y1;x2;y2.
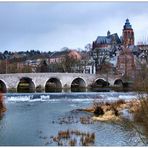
123;18;132;29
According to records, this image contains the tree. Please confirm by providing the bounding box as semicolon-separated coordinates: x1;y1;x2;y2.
85;43;92;52
93;47;110;73
60;50;81;73
7;62;18;73
3;50;9;55
0;60;7;74
60;47;69;51
37;60;49;73
133;62;148;91
138;44;148;64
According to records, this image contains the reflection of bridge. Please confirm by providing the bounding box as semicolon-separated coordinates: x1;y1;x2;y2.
0;73;124;93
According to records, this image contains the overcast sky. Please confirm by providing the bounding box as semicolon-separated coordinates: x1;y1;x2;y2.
0;2;148;52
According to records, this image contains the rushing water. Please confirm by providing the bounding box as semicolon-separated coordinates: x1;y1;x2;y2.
0;92;145;146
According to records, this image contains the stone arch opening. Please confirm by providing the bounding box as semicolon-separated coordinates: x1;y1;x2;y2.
71;78;86;92
94;79;109;87
17;77;35;93
114;79;123;87
45;78;62;92
0;80;7;93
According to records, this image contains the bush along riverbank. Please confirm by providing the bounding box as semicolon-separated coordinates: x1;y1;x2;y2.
78;98;143;122
0;93;6;115
131;94;148;145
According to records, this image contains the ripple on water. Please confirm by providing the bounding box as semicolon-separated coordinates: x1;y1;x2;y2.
0;92;144;146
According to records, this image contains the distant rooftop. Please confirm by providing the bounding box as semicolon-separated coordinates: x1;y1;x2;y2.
95;33;121;45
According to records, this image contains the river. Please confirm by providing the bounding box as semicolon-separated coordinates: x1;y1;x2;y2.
0;92;146;146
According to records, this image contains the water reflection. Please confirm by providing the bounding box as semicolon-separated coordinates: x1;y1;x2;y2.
45;78;62;93
45;87;62;93
17;77;35;93
71;87;87;92
118;118;147;146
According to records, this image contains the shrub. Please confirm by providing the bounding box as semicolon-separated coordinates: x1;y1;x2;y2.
36;85;44;92
93;106;104;116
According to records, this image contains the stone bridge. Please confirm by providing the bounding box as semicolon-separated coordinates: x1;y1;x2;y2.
0;73;124;93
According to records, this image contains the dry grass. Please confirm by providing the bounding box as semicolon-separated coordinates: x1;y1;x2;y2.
92;99;126;115
133;95;148;133
51;129;95;146
125;94;148;145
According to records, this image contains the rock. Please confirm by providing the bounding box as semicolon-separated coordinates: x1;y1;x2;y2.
94;106;104;116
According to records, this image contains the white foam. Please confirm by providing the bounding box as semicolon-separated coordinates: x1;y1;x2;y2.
41;95;50;100
29;99;42;102
70;98;92;102
5;92;139;103
8;96;30;102
118;95;137;100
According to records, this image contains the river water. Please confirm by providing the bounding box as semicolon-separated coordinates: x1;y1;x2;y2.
0;92;146;146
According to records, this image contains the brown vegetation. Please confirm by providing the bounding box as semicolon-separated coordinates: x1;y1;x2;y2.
80;116;94;124
0;93;6;114
78;99;143;122
132;95;148;139
50;129;95;146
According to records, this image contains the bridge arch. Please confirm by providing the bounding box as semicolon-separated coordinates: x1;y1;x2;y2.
0;79;7;93
94;78;110;87
45;77;62;92
71;77;86;92
17;77;36;93
114;79;123;86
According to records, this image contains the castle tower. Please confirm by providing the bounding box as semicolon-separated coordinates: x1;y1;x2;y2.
123;19;134;47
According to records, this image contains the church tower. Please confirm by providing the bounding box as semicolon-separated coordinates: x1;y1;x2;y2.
123;19;134;47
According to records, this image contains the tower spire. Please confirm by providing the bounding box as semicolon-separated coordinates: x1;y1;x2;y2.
123;18;134;47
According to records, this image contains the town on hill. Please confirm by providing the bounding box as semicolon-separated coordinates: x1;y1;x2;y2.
0;19;147;81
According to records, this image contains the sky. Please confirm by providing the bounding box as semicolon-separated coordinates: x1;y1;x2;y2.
0;2;148;52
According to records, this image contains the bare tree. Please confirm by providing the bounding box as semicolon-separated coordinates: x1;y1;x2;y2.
92;47;110;73
61;53;80;73
36;60;49;73
85;43;92;52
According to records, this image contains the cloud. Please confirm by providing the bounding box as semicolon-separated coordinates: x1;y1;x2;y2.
0;2;148;51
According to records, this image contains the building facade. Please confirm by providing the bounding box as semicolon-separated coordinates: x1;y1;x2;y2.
91;18;136;74
91;30;122;73
116;48;136;77
49;50;81;64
